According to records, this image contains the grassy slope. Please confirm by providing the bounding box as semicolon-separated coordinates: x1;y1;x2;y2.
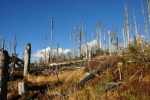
7;45;150;100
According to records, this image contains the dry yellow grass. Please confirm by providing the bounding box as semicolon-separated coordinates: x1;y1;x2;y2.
67;86;99;100
27;69;86;84
27;74;55;83
62;69;86;83
142;76;150;82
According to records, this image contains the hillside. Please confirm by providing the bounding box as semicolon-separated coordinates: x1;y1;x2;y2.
7;44;150;100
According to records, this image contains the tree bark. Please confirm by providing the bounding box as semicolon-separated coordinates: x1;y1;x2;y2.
0;50;9;100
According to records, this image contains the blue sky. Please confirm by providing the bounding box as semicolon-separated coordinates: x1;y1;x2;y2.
0;0;148;61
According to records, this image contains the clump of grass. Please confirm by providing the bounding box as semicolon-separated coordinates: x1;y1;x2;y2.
68;86;99;100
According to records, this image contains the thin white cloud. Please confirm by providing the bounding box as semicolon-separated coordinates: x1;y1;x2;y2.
32;47;71;60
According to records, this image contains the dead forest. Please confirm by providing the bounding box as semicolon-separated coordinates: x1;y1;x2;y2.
1;1;150;100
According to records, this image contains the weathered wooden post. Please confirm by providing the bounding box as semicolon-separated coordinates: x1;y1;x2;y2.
23;42;31;76
0;50;9;100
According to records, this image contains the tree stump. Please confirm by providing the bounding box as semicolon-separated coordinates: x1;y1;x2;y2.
0;50;9;100
24;43;31;76
18;81;28;95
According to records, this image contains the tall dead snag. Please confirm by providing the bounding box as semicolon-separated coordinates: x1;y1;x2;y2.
23;43;31;76
0;50;9;100
47;50;50;64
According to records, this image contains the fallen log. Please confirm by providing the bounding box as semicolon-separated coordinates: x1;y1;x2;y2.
76;56;123;88
76;67;101;88
47;56;124;97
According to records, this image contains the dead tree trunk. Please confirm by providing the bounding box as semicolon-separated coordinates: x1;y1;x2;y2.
0;50;9;100
47;50;50;64
24;43;31;76
76;67;100;88
76;57;121;88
